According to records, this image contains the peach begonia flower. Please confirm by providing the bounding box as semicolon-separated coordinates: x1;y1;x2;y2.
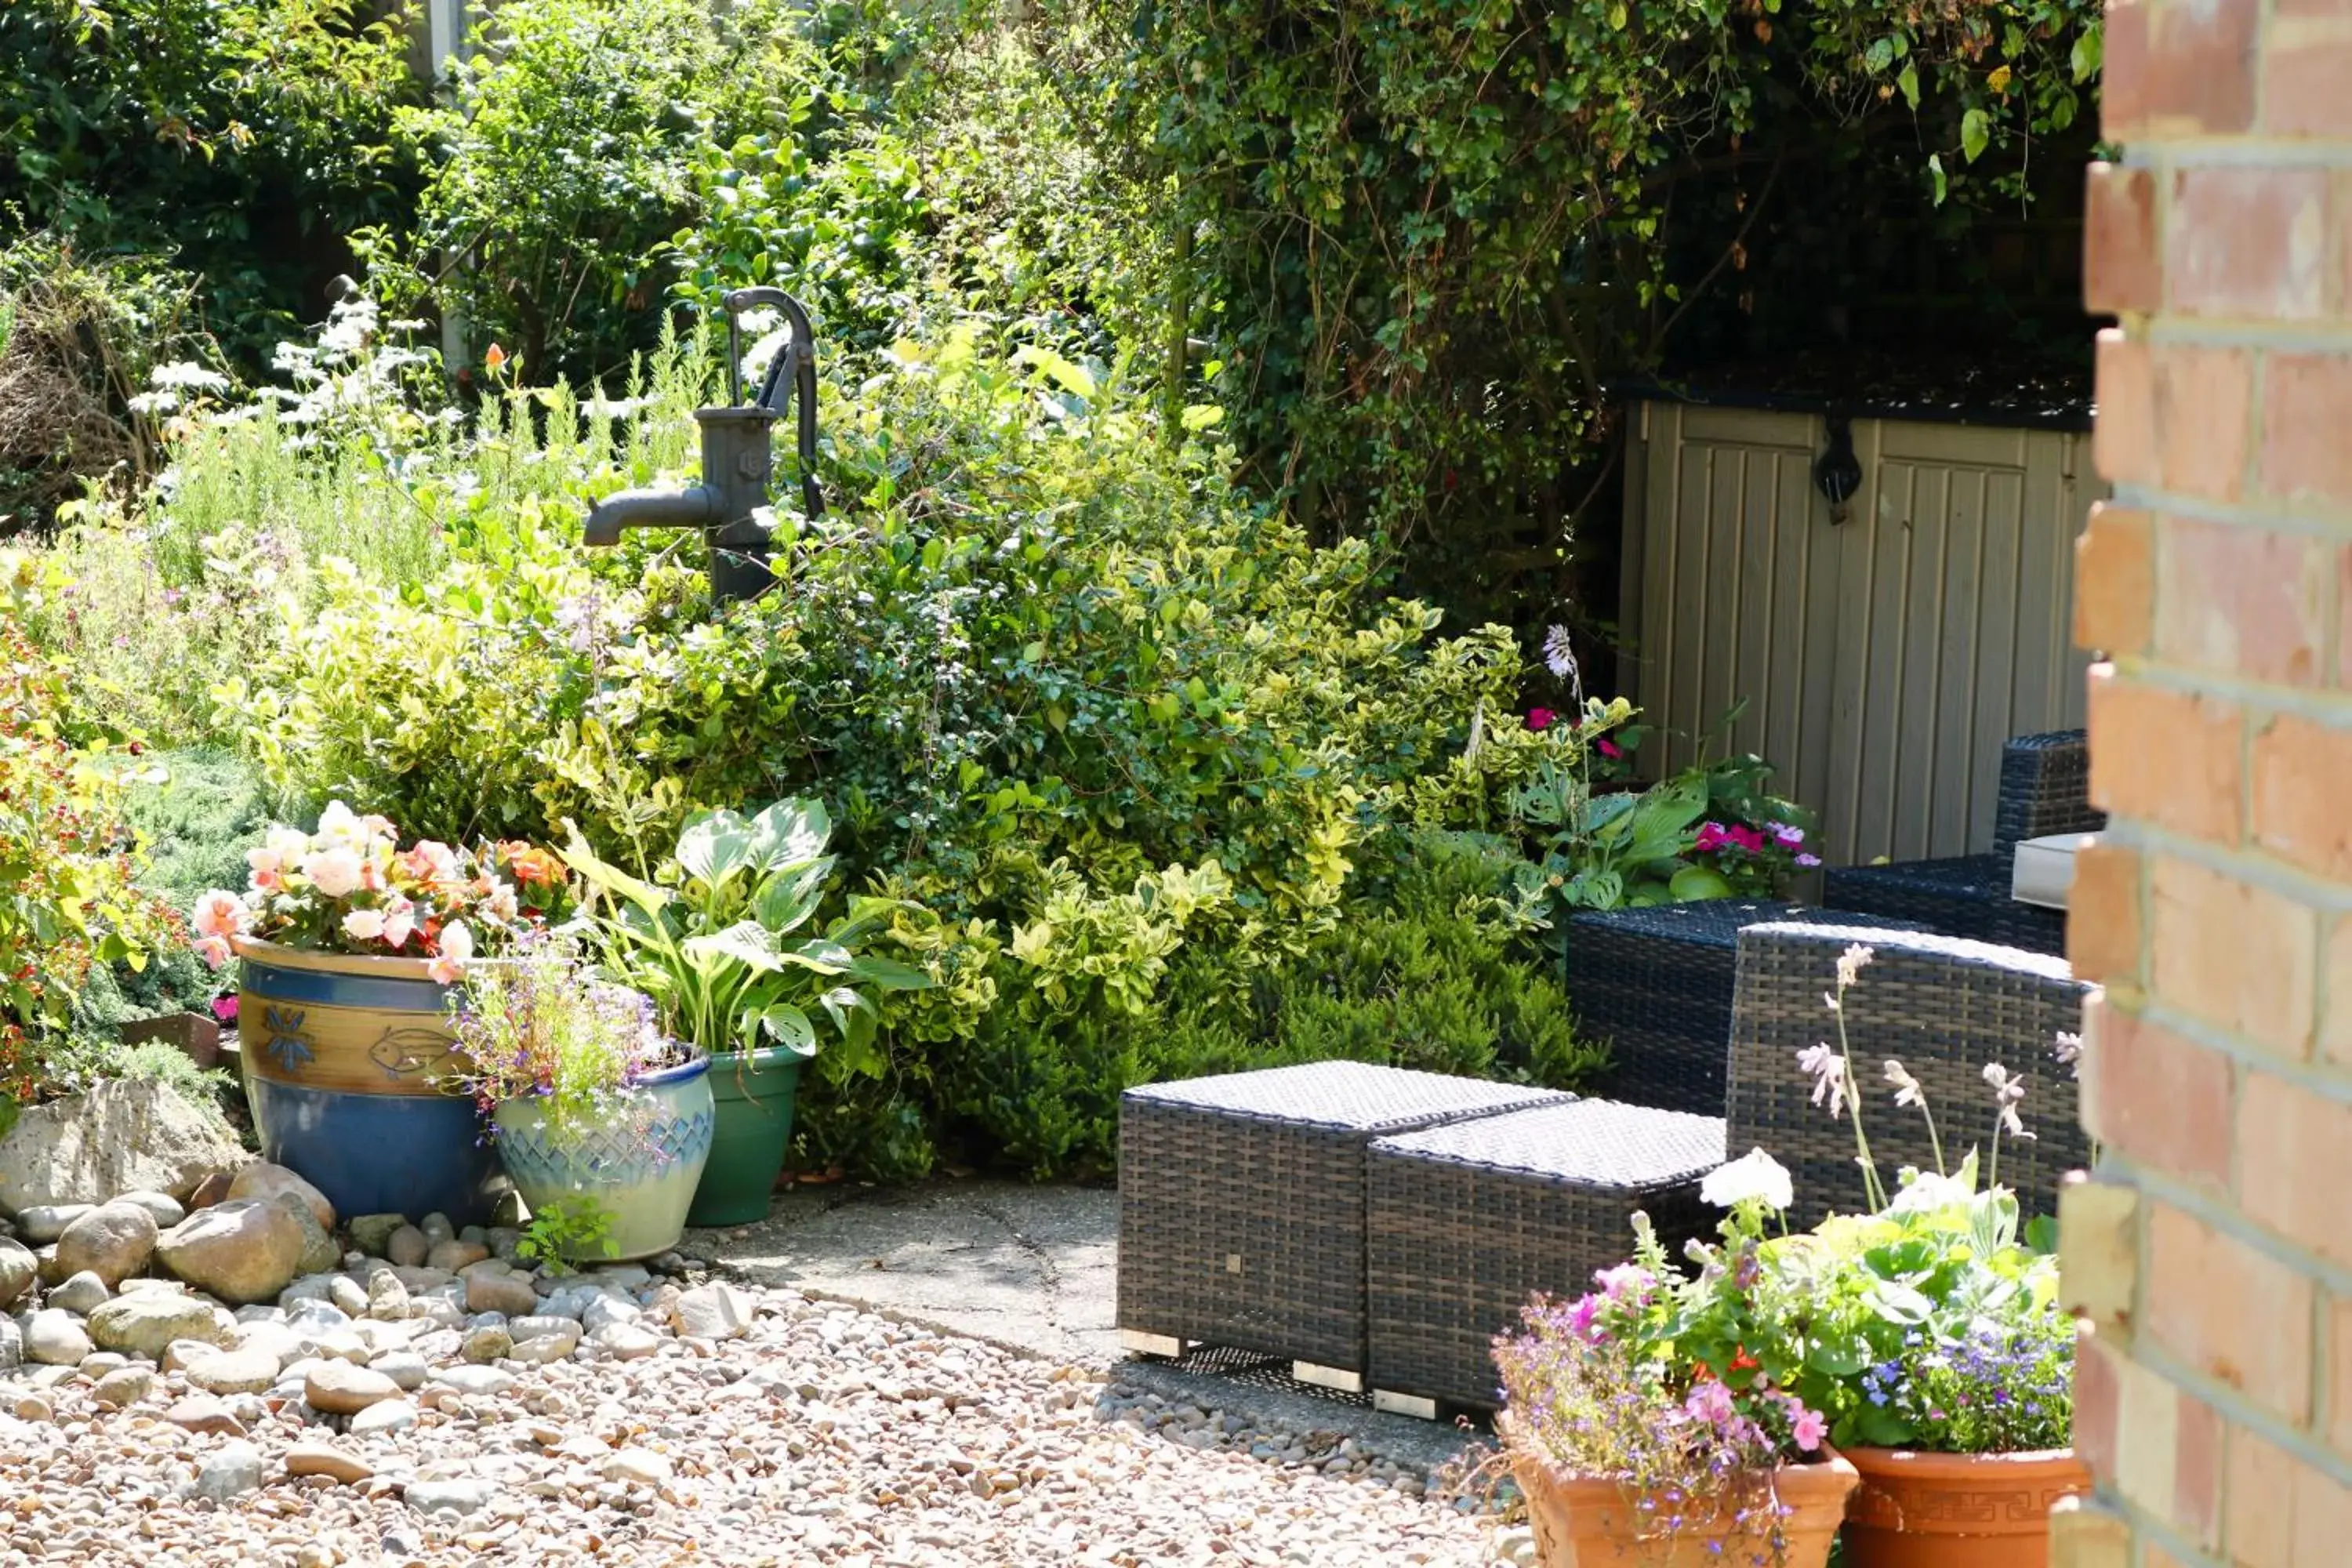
192;890;249;939
426;919;474;985
343;909;387;942
194;935;233;969
303;846;365;898
383;907;416;949
314;800;362;847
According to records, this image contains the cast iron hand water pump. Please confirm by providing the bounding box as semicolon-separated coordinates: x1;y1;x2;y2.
581;289;824;602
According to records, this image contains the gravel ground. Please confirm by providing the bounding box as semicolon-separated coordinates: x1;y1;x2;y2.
0;1269;1515;1568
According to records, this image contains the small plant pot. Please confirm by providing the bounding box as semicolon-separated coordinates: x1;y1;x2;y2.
493;1050;716;1262
1509;1443;1859;1568
1838;1446;2090;1568
685;1045;804;1228
120;1011;223;1071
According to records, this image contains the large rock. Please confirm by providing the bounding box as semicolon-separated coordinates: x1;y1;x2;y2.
156;1200;304;1305
0;1079;244;1210
86;1292;227;1359
274;1194;341;1278
347;1214;407;1257
226;1164;333;1232
0;1236;35;1308
11;1205;90;1245
22;1308;91;1365
670;1282;753;1341
54;1201;159;1287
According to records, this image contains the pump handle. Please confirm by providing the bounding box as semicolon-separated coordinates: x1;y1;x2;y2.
721;287;825;519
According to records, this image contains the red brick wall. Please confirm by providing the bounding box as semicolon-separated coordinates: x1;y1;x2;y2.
2057;0;2352;1560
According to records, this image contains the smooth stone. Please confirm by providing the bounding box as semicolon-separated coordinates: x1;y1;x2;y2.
461;1268;537;1319
285;1442;373;1484
11;1392;49;1421
278;1195;342;1279
369;1349;430;1391
419;1213;454;1245
23;1308;93;1366
193;1439;264;1503
44;1270;109;1313
388;1265;454;1295
0;1079;244;1212
111;1190;187;1229
365;1271;411;1321
404;1477;496;1516
425;1365;514;1397
304;1359;401;1414
165;1394;246;1436
232;1320;306;1369
460;1326;512;1363
601;1449;673;1486
347;1214;408;1257
0;1236;38;1308
670;1283;752;1341
159;1338;220;1374
486;1227;522;1262
590;1323;662;1361
304;1329;371;1366
385;1225;430;1269
187;1171;232;1210
91;1364;156;1406
183;1346;281;1396
588;1265;652;1290
154;1200;304;1305
87;1292;227;1359
426;1239;488;1273
0;1315;17;1372
11;1206;88;1247
507;1334;576;1367
349;1396;419;1435
326;1275;369;1318
54;1201;159;1287
580;1295;641;1334
506;1315;579;1347
226;1163;334;1231
285;1298;350;1331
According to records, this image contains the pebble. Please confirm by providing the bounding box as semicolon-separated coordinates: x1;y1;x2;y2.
349;1397;419;1435
45;1269;111;1313
386;1225;430;1269
90;1364;155;1406
193;1439;264;1503
303;1360;401;1414
23;1308;92;1365
285;1442;374;1484
164;1394;247;1436
461;1325;513;1363
183;1345;281;1396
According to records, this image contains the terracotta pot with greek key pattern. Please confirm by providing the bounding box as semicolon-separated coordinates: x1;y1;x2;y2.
1839;1446;2090;1568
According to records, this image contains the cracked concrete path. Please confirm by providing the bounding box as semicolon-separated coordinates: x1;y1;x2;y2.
689;1178;1122;1367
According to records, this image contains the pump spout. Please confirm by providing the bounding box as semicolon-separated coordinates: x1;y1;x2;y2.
582;485;721;546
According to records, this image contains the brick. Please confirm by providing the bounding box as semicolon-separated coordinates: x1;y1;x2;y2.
2265;27;2352;139
2239;1069;2352;1272
2085;164;2161;314
2133;0;2259;136
2167;167;2328;318
2227;1425;2296;1568
2292;1442;2352;1568
2325;917;2352;1070
2083;1005;2234;1194
2094;332;2154;488
2059;1169;2142;1331
2263;353;2352;509
2151;855;2318;1056
2155;519;2327;685
2075;503;2155;658
2112;1346;2185;1521
2341;546;2352;687
2086;668;2243;845
2173;1388;2222;1550
2147;1201;2314;1426
2069;841;2144;985
2100;0;2148;142
2153;344;2255;503
2253;714;2352;880
2328;1294;2352;1457
2075;1319;2123;1479
2049;1495;2132;1568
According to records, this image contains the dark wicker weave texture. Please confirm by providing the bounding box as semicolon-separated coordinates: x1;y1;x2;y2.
1367;1098;1726;1409
1566;901;1927;1114
1726;923;2090;1227
1117;1062;1570;1371
1823;730;2101;957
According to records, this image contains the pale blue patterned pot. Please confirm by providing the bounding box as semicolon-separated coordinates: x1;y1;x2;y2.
492;1051;716;1262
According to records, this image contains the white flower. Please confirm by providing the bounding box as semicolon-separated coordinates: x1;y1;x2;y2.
303;846;364;898
1542;624;1580;684
1700;1148;1794;1212
1984;1062;2034;1141
2053;1030;2083;1080
1835;943;1875;989
1797;1042;1848;1116
1886;1168;1974;1214
1885;1059;1924;1108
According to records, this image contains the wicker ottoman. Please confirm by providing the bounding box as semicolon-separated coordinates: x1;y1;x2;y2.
1117;1062;1570;1388
1566;901;1927;1114
1365;1098;1726;1414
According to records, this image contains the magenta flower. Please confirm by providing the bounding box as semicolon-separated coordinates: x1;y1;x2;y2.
1790;1405;1828;1451
1598;737;1623;758
1594;1262;1655;1302
1528;707;1556;731
211;995;240;1024
1796;852;1822;868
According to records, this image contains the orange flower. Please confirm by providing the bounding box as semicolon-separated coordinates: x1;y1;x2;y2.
502;841;564;887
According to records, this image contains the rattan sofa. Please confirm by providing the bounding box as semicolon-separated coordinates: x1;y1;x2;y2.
1820;730;2103;956
1726;921;2092;1225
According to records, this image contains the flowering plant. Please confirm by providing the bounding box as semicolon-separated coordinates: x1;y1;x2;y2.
438;931;688;1151
190;800;568;982
1494;1156;1837;1563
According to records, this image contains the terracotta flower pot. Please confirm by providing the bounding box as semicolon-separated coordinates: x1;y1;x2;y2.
1509;1446;1859;1568
1838;1446;2091;1568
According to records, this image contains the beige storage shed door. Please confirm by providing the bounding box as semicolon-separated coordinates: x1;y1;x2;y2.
1621;401;2098;867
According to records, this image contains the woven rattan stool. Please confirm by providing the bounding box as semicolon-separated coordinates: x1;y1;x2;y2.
1365;1098;1726;1414
1116;1062;1570;1390
1566;901;1926;1114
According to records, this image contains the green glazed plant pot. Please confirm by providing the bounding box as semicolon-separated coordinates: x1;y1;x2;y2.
492;1050;715;1262
686;1045;804;1228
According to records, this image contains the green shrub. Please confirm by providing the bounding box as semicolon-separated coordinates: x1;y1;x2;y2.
118;748;277;916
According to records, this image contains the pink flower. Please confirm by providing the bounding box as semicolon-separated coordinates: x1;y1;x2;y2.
1695;822;1731;853
194;935;233;969
211;995;240;1023
383;906;416;949
191;890;249;940
303;846;364;898
245;846;282;876
1594;1262;1654;1302
426;919;474;985
342;909;387;943
1597;738;1622;759
1796;852;1822;869
1527;708;1555;731
1567;1294;1602;1340
1770;822;1807;847
1684;1379;1736;1428
1790;1404;1828;1452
